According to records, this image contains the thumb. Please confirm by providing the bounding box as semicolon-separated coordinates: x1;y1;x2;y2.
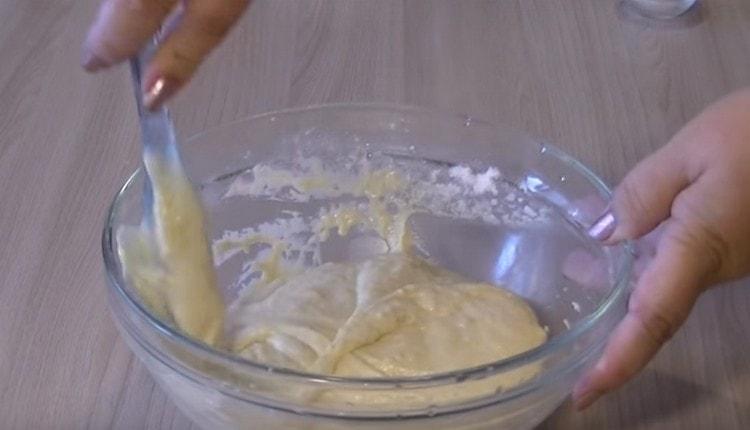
573;218;714;409
588;143;692;243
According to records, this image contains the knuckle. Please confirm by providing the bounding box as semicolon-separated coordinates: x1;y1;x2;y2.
628;296;678;347
158;1;249;77
166;44;201;75
615;180;651;235
689;229;725;277
618;180;648;215
190;4;239;40
666;211;729;278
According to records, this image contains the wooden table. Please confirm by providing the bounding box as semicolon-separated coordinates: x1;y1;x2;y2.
1;1;748;428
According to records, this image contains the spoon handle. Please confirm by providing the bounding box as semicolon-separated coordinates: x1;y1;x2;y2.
129;38;182;227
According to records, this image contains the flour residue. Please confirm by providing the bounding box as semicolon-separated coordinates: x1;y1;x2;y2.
215;152;550;286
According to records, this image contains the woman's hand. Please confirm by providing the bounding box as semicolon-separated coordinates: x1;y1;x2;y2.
574;88;750;409
81;0;251;109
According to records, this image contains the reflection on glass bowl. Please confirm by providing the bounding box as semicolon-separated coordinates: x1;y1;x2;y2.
103;104;631;429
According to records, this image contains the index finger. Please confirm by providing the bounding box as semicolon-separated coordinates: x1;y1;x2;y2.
140;0;250;109
573;219;712;410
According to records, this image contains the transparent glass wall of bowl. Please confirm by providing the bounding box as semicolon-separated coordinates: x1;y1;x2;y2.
621;0;697;19
107;272;623;430
104;105;631;429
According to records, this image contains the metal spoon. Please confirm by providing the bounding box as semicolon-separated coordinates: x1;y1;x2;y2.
128;40;180;228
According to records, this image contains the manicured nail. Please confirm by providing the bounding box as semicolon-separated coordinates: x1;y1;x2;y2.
143;76;179;110
574;389;602;411
587;211;616;242
81;50;108;72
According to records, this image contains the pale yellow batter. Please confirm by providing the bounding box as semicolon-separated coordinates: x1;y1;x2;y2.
117;152;224;346
227;253;547;378
118;156;547;391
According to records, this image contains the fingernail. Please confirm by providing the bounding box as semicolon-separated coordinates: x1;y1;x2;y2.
143;76;179;110
587;211;616;242
81;50;108;72
574;389;603;411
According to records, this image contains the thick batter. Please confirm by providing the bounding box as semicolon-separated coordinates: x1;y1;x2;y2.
227;252;546;378
117;148;224;346
118;156;547;387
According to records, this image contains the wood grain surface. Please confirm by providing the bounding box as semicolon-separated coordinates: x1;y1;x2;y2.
1;1;749;429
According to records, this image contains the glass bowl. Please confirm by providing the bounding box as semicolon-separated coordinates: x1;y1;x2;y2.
103;104;631;429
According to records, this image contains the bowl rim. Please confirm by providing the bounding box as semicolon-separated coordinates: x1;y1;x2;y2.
102;102;632;395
